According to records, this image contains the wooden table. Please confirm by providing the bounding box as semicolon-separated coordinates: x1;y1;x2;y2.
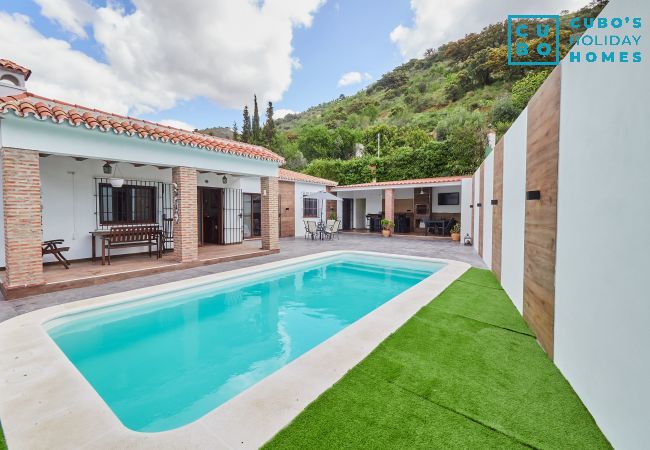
90;230;110;262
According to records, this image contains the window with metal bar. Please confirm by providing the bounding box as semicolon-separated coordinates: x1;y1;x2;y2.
303;198;318;218
99;183;157;225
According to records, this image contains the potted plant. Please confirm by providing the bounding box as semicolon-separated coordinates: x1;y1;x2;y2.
450;223;461;241
380;219;394;237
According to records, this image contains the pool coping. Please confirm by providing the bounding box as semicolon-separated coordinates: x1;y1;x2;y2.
0;250;470;449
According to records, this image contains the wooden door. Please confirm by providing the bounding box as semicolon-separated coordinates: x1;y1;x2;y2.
199;187;223;244
342;198;353;230
492;138;504;281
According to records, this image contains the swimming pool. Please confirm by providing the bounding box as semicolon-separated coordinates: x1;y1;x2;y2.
46;253;445;432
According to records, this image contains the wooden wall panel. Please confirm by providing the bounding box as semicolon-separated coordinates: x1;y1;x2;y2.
478;164;484;257
278;181;295;238
523;66;561;358
492;138;504;282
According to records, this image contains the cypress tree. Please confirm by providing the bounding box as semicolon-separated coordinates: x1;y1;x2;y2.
263;101;275;146
232;121;239;141
252;94;261;143
241;106;251;143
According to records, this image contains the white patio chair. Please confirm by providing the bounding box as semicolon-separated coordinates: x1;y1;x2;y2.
306;220;319;240
323;219;341;240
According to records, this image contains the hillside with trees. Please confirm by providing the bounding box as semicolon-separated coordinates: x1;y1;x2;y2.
200;0;606;184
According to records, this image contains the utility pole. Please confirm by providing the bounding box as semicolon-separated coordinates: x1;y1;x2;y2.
377;133;381;158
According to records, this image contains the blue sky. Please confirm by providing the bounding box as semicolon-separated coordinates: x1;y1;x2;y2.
0;0;585;130
139;0;414;129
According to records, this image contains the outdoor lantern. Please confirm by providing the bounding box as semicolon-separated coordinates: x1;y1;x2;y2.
463;234;473;246
222;175;228;184
102;162;112;175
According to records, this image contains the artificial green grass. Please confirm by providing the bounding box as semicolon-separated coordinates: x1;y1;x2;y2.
0;424;5;450
264;268;610;449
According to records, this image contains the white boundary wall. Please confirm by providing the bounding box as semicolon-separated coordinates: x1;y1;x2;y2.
468;0;649;446
481;152;494;269
500;111;527;313
552;0;650;447
460;179;472;242
472;169;481;252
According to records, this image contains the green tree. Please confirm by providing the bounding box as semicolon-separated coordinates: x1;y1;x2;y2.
241;106;251;143
263;101;275;146
232;121;239;141
511;70;551;109
491;96;519;124
331;127;361;160
252;95;261;143
297;125;334;161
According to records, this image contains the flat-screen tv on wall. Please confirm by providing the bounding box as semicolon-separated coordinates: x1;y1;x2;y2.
438;192;460;206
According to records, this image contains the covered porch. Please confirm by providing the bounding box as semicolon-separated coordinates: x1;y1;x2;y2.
332;176;473;239
0;99;282;300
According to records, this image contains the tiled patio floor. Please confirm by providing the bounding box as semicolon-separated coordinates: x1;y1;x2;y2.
0;234;485;321
0;240;271;300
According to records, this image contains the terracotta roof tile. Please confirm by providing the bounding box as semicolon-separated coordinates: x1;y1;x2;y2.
278;168;337;186
0;59;31;80
0;92;284;164
333;176;468;190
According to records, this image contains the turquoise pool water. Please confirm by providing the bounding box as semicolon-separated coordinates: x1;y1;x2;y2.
47;254;443;432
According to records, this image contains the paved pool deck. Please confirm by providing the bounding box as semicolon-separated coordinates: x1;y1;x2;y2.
0;234;485;322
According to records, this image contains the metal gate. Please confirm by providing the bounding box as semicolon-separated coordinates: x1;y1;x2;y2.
222;188;243;244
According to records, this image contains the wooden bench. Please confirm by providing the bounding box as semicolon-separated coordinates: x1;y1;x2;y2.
101;225;161;265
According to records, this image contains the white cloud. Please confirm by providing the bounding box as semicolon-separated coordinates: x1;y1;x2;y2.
337;71;372;87
391;0;588;59
33;0;95;38
158;119;196;131
0;0;325;115
274;108;297;119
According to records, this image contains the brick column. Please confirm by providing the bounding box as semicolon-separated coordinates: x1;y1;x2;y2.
261;176;279;251
172;167;198;262
384;188;394;223
2;148;44;287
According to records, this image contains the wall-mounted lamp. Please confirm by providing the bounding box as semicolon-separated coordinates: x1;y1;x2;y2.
477;202;482;207
102;162;112;175
469;204;474;209
491;199;498;206
526;190;541;200
263;189;267;196
222;175;228;184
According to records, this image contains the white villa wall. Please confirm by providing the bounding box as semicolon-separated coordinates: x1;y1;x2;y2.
553;1;650;446
431;185;462;214
500;111;527;313
472;168;481;252
239;177;261;194
293;181;329;237
394;188;413;200
365;190;383;215
481;152;493;269
460;179;472;243
354;197;366;229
